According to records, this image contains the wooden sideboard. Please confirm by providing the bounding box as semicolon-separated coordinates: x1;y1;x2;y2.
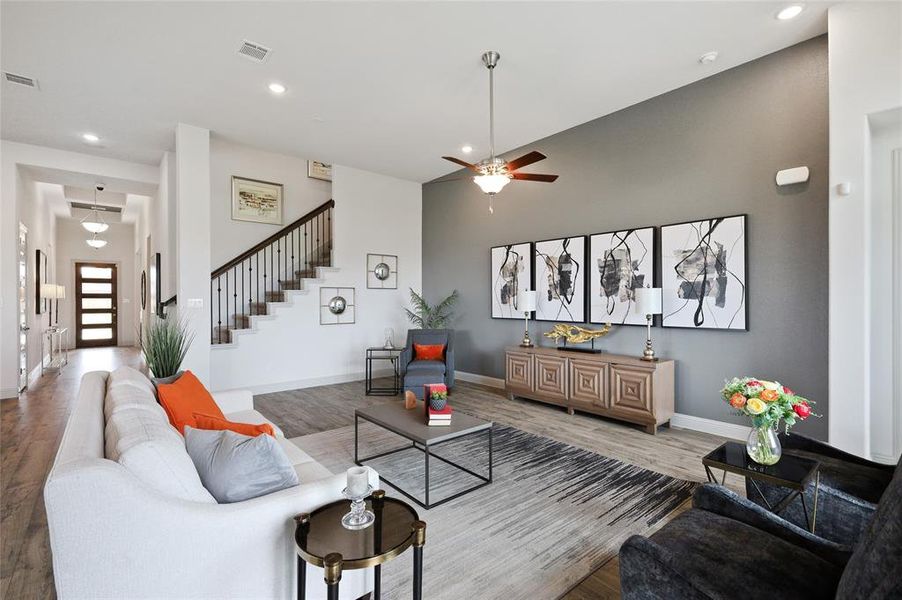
505;346;675;434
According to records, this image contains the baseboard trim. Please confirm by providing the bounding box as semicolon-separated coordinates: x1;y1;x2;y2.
871;451;899;465
0;386;19;400
670;413;750;441
456;371;505;389
217;368;395;395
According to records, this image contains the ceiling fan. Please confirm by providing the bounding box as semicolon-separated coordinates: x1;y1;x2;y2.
442;51;558;213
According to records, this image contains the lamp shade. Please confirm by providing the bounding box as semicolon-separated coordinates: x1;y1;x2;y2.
55;284;66;300
634;287;663;315
41;283;57;300
520;290;537;313
473;174;511;195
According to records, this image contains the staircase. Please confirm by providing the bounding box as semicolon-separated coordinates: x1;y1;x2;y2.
210;200;334;344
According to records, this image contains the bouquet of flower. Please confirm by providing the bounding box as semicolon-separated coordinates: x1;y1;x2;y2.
721;377;814;432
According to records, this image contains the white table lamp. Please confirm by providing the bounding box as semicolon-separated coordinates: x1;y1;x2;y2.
519;290;537;347
634;286;663;361
55;285;66;325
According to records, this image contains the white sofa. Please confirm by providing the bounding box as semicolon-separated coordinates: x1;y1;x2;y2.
44;367;376;599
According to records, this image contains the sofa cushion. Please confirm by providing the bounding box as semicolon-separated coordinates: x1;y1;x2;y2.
836;461;902;599
646;509;842;600
226;409;284;438
276;436;315;466
294;460;333;482
104;385;163;420
184;427;299;503
105;406;181;460
108;366;155;396
157;370;225;433
118;437;217;504
193;412;275;437
406;360;446;374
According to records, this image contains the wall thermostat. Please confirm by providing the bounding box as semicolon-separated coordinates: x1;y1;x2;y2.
775;166;809;186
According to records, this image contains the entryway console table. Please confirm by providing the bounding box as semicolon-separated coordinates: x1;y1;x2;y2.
505;346;674;434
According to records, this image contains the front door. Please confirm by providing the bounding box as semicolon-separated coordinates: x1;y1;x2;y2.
17;223;28;391
75;262;118;348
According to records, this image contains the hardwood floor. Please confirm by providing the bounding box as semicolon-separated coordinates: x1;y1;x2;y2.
2;347;738;599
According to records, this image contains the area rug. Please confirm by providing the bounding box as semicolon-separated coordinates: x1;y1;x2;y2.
290;422;696;600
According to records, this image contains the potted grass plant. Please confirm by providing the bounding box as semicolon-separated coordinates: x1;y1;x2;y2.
404;289;459;329
141;315;194;385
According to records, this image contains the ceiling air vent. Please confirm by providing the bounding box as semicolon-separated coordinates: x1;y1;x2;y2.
70;202;122;213
237;39;271;63
4;72;38;88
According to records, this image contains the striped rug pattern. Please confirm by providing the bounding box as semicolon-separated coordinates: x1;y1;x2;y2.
291;422;696;599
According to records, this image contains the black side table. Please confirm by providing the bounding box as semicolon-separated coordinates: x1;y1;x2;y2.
294;490;426;600
702;441;821;532
365;347;402;396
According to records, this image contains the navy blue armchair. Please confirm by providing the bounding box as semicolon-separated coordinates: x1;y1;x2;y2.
399;329;455;399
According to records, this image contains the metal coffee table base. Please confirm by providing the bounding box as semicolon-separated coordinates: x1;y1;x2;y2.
355;415;493;509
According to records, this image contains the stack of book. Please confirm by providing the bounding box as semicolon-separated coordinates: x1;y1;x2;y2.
427;404;453;426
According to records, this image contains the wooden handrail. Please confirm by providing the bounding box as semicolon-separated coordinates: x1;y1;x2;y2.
211;199;334;278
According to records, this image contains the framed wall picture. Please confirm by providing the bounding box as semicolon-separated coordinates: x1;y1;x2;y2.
307;161;332;182
320;287;356;325
231;176;283;225
35;249;49;314
491;242;532;319
366;254;398;289
533;235;586;323
660;214;748;330
589;227;655;325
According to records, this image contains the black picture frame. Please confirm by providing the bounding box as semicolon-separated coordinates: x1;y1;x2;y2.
153;253;163;318
490;241;533;320
659;214;749;331
588;226;656;326
533;235;587;323
140;270;147;310
35;249;48;315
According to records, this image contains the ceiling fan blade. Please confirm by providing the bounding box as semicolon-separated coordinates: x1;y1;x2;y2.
511;173;559;182
505;151;546;171
441;156;480;171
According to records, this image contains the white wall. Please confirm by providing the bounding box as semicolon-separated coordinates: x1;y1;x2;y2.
209;137;332;269
175;124;212;384
828;2;902;458
55;219;137;348
210;164;422;392
0;140;158;398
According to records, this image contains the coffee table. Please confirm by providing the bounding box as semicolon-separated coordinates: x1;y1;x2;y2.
294;489;425;600
702;441;821;532
355;402;493;509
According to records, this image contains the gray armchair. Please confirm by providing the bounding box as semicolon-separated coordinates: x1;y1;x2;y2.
399;329;455;399
746;432;896;544
620;459;902;600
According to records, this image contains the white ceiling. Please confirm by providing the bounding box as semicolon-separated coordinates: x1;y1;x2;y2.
1;1;831;183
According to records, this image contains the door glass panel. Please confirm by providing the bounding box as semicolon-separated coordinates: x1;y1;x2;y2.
81;282;112;294
81;266;113;279
82;313;113;325
82;328;113;340
82;297;112;309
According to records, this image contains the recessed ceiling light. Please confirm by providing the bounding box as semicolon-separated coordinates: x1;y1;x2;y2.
776;5;804;20
268;82;286;95
461;145;473;154
82;133;100;143
698;51;719;65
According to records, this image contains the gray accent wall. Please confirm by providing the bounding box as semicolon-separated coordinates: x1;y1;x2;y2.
422;36;828;439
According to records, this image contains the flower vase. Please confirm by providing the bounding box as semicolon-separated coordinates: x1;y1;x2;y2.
746;424;782;465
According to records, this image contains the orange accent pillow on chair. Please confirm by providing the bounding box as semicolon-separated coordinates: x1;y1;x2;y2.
193;413;275;437
414;343;445;361
156;371;225;433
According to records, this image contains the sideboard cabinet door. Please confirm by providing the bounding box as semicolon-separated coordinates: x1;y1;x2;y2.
609;363;654;421
505;351;534;394
534;354;568;405
569;359;609;410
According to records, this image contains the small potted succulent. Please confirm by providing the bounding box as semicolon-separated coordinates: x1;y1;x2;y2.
141;315;194;386
428;384;449;411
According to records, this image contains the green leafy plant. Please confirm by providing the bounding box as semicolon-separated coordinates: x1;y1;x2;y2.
141;315;194;379
404;289;458;329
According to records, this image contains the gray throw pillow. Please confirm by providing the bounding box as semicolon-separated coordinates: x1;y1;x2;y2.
184;427;299;503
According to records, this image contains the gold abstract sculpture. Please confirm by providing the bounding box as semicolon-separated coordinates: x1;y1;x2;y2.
544;323;612;344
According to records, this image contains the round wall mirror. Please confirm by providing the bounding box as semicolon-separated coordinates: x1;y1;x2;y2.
328;295;347;314
373;262;391;281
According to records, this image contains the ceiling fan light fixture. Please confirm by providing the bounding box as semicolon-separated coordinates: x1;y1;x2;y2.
473;173;511;195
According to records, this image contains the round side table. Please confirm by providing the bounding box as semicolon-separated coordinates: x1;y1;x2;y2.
294;489;426;600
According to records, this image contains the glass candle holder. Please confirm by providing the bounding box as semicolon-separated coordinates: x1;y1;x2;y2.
341;485;375;530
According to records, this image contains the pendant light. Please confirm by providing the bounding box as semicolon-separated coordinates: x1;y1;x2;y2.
86;232;107;249
81;184;109;234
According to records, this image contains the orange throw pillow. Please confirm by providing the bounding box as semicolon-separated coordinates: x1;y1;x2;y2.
193;412;275;438
157;371;225;433
414;343;445;361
